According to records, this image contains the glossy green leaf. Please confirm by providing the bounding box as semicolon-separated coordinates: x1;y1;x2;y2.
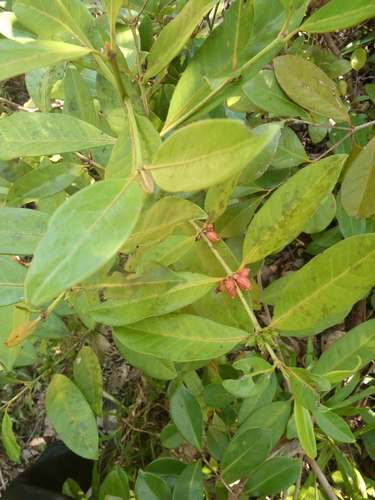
271;234;375;332
221;427;272;483
243;70;308;118
294;401;316;458
204;174;240;223
336;194;366;238
144;0;217;79
341;137;375;219
121;197;206;253
148;120;280;192
64;65;97;126
303;193;336;234
113;313;248;362
0;39;92;80
170;384;203;450
200;384;236;409
274;56;349;122
239;400;291;448
0;256;27;306
114;340;177;380
207;425;230;462
242;155;345;264
85;270;214;326
223;357;273;398
145;458;187;485
99;465;130;500
272;126;309;168
300;0;375;33
0;11;37;42
163;0;301;131
46;374;98;459
13;0;102;48
73;346;103;417
102;0;123;33
134;235;195;276
0;113;115;161
288;367;330;411
216;196;264;238
243;457;302;496
312;320;375;382
160;423;184;449
172;460;203;500
135;471;172;500
312;410;354;443
6;163;81;206
25;64;64;113
237;373;277;426
2;413;20;462
96;73;126;136
25;181;142;306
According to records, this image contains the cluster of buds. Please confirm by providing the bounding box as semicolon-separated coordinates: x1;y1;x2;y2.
202;222;220;242
215;268;252;299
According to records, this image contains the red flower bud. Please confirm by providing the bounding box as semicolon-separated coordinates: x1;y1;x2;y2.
236;274;252;291
215;280;226;293
206;230;220;242
239;268;250;277
206;223;214;231
225;279;237;298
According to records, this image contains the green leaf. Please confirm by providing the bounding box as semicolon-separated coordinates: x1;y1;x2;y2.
170;384;203;450
144;0;217;79
336;194;366;238
0;11;37;42
341;137;375;219
271;234;375;332
243;70;308;118
25;181;142;306
294;401;316;458
135;471;172;500
300;0;375;33
239;400;291;448
207;425;230;461
243;457;302;496
0;39;92;80
120;197;206;253
46;374;98;459
312;320;375;382
148;120;280;192
0;256;27;306
215;196;264;239
221;427;272;483
113;313;248;362
25;64;64;113
288;367;330;411
85;270;214;326
223;357;273;398
160;423;184;449
312;410;354;443
274;56;349;122
2;413;21;462
114;340;177;380
13;0;102;48
303;193;336;234
200;384;236;409
272;126;309;168
96;73;126;136
73;346;103;417
0;113;115;161
242;155;345;264
204;173;240;223
99;465;130;500
64;65;97;126
172;460;203;500
6;163;81;206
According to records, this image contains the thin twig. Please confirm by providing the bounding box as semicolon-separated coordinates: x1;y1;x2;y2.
305;456;339;500
0;97;38;112
73;151;106;170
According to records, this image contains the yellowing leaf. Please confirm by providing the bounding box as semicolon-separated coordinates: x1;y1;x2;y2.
5;318;40;347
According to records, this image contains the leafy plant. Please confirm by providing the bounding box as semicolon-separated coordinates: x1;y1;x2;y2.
1;0;375;498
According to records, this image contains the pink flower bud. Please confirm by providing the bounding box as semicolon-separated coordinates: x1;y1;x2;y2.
225;279;237;298
236;274;252;291
239;268;250;277
206;230;220;242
